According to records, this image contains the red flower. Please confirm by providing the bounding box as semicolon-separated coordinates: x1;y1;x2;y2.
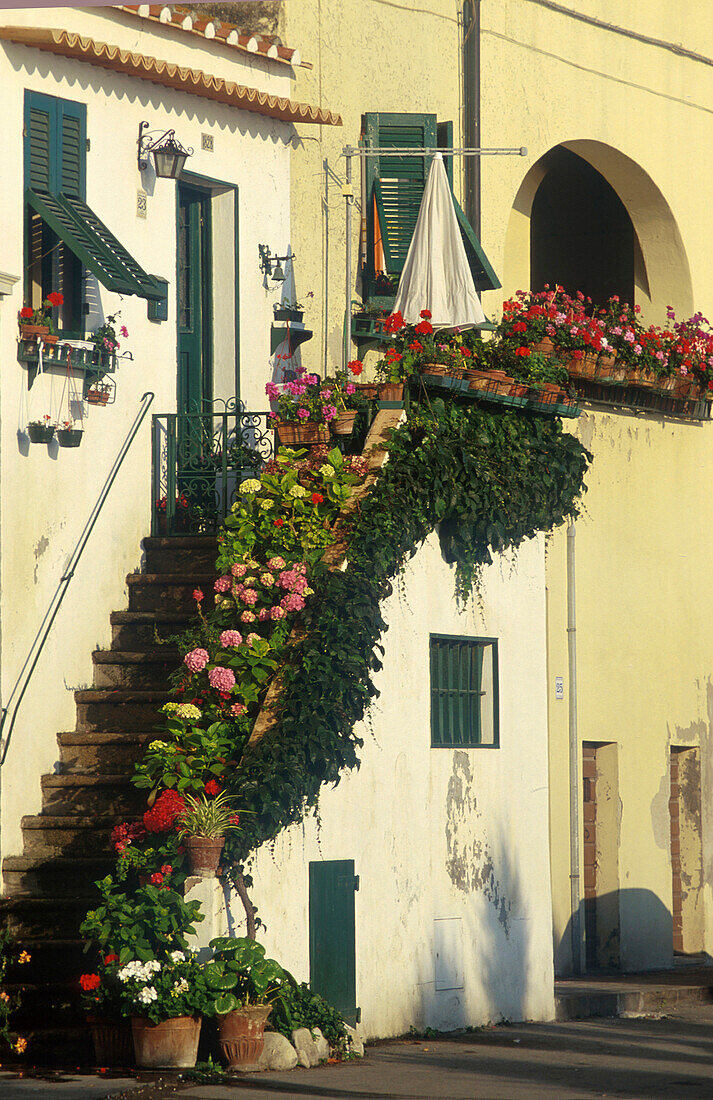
79;974;101;992
407;341;423;352
205;779;222;797
19;306;34;319
383;311;405;334
150;872;164;885
515;346;531;357
103;954;118;966
347;359;363;376
46;291;64;307
420;309;432;319
229;813;240;826
193;588;204;604
460;348;472;358
512;321;527;333
414;320;434;335
160;864;173;875
311;492;324;504
143;789;186;834
274;517;284;527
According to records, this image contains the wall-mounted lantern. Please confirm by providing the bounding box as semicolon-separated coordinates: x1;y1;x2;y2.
138;122;193;179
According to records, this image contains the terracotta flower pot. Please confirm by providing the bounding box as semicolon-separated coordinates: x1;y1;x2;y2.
636;368;657;389
42;334;59;346
88;1016;134;1067
277;420;329;445
86;390;110;406
186;835;225;877
19;323;49;339
355;382;379;400
567;351;598;379
131;1015;201;1069
595;350;618;379
217;1005;272;1071
331;410;358;436
377;382;404;402
530;337;556;358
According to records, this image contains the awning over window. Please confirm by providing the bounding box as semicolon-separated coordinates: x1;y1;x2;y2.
26;188;164;300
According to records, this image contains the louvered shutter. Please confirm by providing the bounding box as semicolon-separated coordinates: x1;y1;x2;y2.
26;96;54;193
59;100;86;199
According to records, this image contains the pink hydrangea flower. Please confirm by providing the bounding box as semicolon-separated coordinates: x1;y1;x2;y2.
184;648;209;672
240;611;256;623
260;573;275;587
268;556;286;570
231;563;247;578
208;666;236;693
220;630;243;647
270;606;286;620
258;608;270;621
246;633;261;646
278;569;297;590
281;592;306;612
214;575;231;593
230;702;247;717
241;588;258;606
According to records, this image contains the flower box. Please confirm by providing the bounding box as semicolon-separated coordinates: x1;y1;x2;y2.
277;420;330;445
331;410;358;436
273;308;304;323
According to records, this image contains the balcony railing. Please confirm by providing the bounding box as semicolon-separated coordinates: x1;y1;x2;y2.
151;401;274;536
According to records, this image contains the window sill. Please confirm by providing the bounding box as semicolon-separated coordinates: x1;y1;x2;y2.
17;338;117;374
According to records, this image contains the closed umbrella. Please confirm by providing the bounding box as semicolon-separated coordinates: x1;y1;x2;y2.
393;152;486;329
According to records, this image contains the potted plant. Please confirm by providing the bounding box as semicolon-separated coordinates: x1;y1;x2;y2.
325;360;368;436
273;299;304;324
177;790;242;877
266;371;335;445
86;379;113;405
204;937;289;1071
116;950;212;1069
89;311;128;363
79;958;134;1067
18;291;63;340
27;415;54;444
56;420;83;448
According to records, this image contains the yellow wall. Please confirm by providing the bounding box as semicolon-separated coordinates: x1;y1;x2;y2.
285;1;713;972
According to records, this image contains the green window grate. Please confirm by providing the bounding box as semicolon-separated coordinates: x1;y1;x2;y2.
429;635;499;748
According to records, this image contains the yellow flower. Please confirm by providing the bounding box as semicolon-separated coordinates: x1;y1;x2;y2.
18;951;31;965
0;991;10;1003
14;1037;27;1053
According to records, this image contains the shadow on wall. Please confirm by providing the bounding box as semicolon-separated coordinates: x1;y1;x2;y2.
556;889;677;976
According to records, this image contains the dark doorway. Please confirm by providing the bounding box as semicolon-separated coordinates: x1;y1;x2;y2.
531;147;634;305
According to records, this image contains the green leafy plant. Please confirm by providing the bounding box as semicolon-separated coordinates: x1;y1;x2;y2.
133;722;238;799
204;937;289;1013
0;927;30;1055
80;876;204;963
270;980;349;1053
115;950;212;1023
178;791;242;839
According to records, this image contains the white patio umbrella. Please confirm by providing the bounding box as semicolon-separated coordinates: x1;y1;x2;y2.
393;152;486;329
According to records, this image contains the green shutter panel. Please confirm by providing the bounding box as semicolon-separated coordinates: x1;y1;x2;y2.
436;120;454;190
25;96;54;193
59;100;86;199
309;860;358;1026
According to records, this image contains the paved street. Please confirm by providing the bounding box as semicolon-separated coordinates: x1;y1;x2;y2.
3;1008;713;1099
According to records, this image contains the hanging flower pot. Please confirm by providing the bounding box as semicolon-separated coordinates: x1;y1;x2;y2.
217;1005;272;1071
331;410;358;437
277;420;329;445
131;1015;201;1069
185;836;224;877
56;427;83;448
86;382;112;406
27;421;55;444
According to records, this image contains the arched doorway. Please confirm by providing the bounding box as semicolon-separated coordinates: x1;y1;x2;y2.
503;141;693;323
530;147;634;306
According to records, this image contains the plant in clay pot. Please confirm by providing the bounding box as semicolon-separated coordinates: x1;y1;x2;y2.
79;956;134;1066
204;937;289;1070
178;790;243;877
266;370;337;444
18;291;63;337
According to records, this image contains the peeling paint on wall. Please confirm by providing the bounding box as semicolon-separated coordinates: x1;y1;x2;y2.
33;534;49;584
445;751;511;933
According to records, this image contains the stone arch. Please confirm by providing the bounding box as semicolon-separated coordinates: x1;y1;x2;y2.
503;140;693;323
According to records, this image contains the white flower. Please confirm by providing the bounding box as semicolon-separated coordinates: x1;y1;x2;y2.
149;740;168;752
259;499;273;510
175;703;201;720
136;986;158;1005
289;484;308;498
319;464;335;478
172;978;189;994
240;479;261;494
118;959;161;984
169;951;186;964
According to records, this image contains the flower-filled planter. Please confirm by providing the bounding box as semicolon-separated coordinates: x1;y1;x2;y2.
86;379;114;406
131;1014;201;1069
277;420;330;445
273;307;304;324
56;426;83;448
217;1004;272;1070
18;290;63;341
266;370;342;445
27;418;54;444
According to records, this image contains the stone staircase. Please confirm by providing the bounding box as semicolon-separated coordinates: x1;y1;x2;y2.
0;535;217;1064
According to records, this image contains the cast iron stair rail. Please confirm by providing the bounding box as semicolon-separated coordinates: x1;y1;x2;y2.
0;391;155;768
151;400;274;536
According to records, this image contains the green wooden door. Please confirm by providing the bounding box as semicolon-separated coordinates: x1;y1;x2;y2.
309;860;358;1025
177;183;212;415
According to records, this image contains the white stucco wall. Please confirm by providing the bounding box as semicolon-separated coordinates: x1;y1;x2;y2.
211;531;554;1036
0;8;294;859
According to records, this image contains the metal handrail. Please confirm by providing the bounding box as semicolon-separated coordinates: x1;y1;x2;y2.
0;391;155;768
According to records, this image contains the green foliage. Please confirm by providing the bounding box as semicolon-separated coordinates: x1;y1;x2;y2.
178;791;241;839
80;876;204;963
115;951;213;1023
270;980;349;1052
203;937;289;1012
0;926;29;1054
133;722;238;799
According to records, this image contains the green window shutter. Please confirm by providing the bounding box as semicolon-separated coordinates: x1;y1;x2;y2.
430;636;499;748
59;99;86;199
25;93;55;193
436;120;454;190
26;189;162;300
309;860;358;1026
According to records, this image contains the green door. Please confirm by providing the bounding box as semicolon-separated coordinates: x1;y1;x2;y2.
309;860;358;1025
177;183;211;415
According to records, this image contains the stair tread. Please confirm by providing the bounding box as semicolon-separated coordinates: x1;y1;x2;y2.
42;773;141;787
111;610;192;623
0;895;96;907
143;536;217;548
126;573;215;584
22;813;124;827
58;730;154;744
74;688;172;702
93;649;178;663
3;854;114;870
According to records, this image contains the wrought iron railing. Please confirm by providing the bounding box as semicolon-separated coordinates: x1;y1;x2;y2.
151;400;275;536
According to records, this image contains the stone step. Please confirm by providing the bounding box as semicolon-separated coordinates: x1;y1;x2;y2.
143;535;218;576
40;774;145;816
4;938;86;985
0;897;96;940
0;1023;90;1066
74;689;171;732
2;854;115;898
20;814;120;858
555;975;713;1021
110;610;193;650
92;649;178;689
126;573;215;613
7;981;85;1029
57;730;153;773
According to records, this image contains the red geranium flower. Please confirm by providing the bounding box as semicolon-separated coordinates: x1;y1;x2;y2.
19;306;34;319
515;346;531;357
420;309;432;319
79;974;101;992
103;954;118;965
193;588;204;604
46;291;64;306
143;789;186;834
311;492;324;504
407;341;423;352
274;518;284;527
347;359;363;376
414;320;433;335
512;321;527;333
205;779;221;797
150;871;164;885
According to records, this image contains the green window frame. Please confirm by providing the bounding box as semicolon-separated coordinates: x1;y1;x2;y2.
361;111;500;306
429;634;499;748
23;89;163;335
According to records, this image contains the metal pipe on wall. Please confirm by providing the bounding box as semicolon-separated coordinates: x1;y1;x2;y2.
567;521;585;974
462;0;481;238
